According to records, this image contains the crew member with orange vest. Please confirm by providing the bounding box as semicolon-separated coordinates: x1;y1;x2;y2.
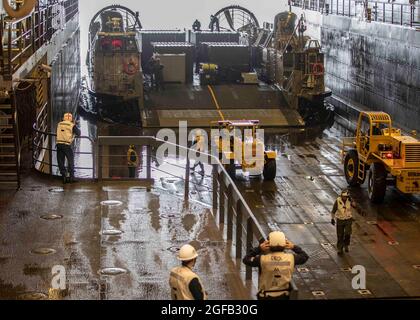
56;113;81;184
243;231;309;300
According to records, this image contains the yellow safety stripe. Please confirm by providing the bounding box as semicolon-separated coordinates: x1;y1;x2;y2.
207;85;225;121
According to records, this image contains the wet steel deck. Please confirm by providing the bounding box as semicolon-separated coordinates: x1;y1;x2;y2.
234;126;420;299
1;121;420;300
0;177;251;300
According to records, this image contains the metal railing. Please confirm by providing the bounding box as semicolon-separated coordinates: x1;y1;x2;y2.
96;135;299;299
31;129;299;298
0;0;79;79
32;122;95;178
290;0;420;27
96;136;156;182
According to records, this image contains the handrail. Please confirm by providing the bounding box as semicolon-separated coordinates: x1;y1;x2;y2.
160;138;284;296
0;0;79;79
162;136;268;238
11;93;21;189
32;122;96;179
30;127;299;298
290;0;420;27
96;135;299;299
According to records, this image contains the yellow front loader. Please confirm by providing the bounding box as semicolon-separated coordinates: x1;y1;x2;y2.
212;120;277;181
341;112;420;203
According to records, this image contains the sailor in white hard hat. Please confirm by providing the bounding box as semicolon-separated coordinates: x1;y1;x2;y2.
243;231;309;300
56;113;81;184
169;244;208;300
331;190;357;255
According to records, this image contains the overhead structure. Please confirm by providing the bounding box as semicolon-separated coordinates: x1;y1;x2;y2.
88;4;142;46
209;5;260;41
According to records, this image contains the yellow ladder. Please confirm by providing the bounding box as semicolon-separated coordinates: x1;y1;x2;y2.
358;160;365;181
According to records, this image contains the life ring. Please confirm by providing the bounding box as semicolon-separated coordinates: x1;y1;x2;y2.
311;63;324;76
3;0;37;20
123;57;139;75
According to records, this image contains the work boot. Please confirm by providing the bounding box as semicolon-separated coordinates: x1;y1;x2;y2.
69;176;79;183
345;246;349;253
62;175;67;184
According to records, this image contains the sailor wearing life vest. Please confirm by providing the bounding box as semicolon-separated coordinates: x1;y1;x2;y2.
331;190;357;255
243;231;309;300
127;145;139;178
169;244;208;300
56;113;81;184
190;129;206;176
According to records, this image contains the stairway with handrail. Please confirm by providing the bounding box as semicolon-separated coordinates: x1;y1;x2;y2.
0;95;20;189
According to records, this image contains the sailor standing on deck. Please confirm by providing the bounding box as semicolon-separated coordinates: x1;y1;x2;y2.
148;54;157;87
56;113;81;184
331;190;357;255
127;145;139;179
190;130;205;176
169;244;208;300
243;231;309;300
192;19;201;32
153;58;165;91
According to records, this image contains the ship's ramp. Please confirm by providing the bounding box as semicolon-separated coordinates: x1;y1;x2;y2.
142;84;304;128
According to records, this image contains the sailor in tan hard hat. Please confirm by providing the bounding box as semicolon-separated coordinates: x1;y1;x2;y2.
56;113;81;184
127;145;139;178
331;190;357;255
243;231;309;300
169;244;208;300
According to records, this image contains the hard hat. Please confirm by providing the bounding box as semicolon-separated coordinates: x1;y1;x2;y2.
268;231;286;247
195;129;204;137
178;244;198;261
63;113;73;122
129;145;135;149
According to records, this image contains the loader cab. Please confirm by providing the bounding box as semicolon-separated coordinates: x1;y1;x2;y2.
356;112;392;158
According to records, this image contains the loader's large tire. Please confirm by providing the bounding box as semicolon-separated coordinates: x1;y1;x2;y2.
368;162;387;203
344;150;362;187
263;159;276;181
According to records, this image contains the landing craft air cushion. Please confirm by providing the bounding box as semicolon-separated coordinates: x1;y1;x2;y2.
86;5;143;122
83;5;332;130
